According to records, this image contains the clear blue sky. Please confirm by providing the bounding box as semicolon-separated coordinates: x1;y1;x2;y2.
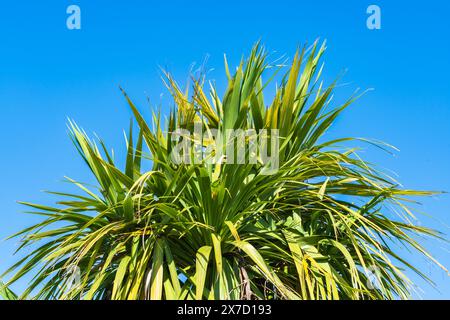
0;0;449;298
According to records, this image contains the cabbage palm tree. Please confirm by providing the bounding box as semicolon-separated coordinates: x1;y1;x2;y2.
1;41;447;300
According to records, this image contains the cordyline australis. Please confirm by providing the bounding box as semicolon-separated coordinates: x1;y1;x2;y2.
1;41;447;300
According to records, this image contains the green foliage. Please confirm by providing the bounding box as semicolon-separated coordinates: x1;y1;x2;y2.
0;280;17;300
1;42;447;300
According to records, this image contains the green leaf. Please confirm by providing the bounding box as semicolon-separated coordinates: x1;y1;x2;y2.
195;246;212;300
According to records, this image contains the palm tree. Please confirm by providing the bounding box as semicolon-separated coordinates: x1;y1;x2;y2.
1;42;446;300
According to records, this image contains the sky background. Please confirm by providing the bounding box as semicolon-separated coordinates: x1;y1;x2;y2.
0;0;449;298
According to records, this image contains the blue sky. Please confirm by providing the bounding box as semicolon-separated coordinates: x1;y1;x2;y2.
0;0;449;298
